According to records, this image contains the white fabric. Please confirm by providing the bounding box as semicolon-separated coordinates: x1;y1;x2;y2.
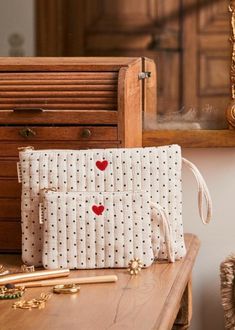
19;144;211;266
41;191;155;269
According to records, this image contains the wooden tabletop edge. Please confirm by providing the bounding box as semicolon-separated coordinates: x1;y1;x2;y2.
154;234;200;330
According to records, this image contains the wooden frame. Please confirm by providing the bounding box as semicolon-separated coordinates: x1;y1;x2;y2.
34;1;235;147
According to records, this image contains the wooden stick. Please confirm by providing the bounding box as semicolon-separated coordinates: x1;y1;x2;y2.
14;275;118;288
0;269;70;285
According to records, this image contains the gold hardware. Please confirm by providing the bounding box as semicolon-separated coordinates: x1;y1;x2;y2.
0;286;25;300
127;258;143;275
21;265;35;273
19;127;36;138
227;3;235;127
12;292;51;310
81;128;92;138
18;146;35;151
53;284;80;294
41;187;57;194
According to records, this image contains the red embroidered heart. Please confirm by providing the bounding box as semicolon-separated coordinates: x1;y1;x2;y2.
92;205;105;216
96;160;108;171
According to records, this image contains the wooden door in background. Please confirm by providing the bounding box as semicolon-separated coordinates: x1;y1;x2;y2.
183;0;230;129
36;0;230;129
83;0;182;120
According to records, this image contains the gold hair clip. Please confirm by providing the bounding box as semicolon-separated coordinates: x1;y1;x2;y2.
12;292;51;310
127;258;143;275
21;265;35;273
53;284;80;294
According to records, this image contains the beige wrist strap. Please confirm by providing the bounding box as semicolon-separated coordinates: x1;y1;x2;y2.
150;202;175;263
182;158;212;225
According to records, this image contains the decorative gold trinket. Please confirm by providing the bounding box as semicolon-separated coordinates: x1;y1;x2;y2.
127;258;143;275
21;265;35;273
0;286;25;300
12;292;51;310
53;284;80;294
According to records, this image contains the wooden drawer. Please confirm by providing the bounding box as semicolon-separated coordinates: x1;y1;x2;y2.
0;142;121;157
0;221;21;251
0;126;118;142
0;199;20;219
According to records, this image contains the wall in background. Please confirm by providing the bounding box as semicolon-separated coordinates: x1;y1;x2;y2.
182;148;235;329
0;0;35;56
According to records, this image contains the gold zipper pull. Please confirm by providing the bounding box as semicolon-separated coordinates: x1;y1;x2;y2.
18;146;35;152
41;187;58;194
39;187;58;203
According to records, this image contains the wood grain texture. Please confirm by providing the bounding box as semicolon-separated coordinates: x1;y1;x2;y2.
173;279;192;330
0;57;140;71
0;126;118;142
118;59;143;147
0;72;118;112
0;234;200;330
0;221;21;251
143;129;235;148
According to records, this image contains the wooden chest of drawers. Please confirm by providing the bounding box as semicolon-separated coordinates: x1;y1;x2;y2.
0;57;156;252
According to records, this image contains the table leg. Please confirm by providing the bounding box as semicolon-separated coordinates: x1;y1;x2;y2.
172;276;193;330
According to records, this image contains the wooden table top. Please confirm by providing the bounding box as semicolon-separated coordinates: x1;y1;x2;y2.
0;234;200;330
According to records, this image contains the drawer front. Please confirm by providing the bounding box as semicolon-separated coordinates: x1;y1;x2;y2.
0;72;118;124
0;221;21;252
0;126;118;142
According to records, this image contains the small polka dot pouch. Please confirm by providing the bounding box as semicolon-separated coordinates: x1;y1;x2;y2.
39;190;162;269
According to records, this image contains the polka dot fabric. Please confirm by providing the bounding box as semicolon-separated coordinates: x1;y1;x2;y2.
40;191;155;269
19;145;184;266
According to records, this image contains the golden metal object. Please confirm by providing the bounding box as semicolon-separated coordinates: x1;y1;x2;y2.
53;284;80;294
12;292;52;310
227;2;235;127
41;187;57;193
15;274;118;288
127;258;143;275
17;146;35;151
0;286;25;300
21;265;35;273
81;128;92;138
19;127;36;138
0;268;70;286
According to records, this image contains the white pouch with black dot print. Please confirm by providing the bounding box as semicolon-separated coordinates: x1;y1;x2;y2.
18;144;212;266
39;190;174;269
